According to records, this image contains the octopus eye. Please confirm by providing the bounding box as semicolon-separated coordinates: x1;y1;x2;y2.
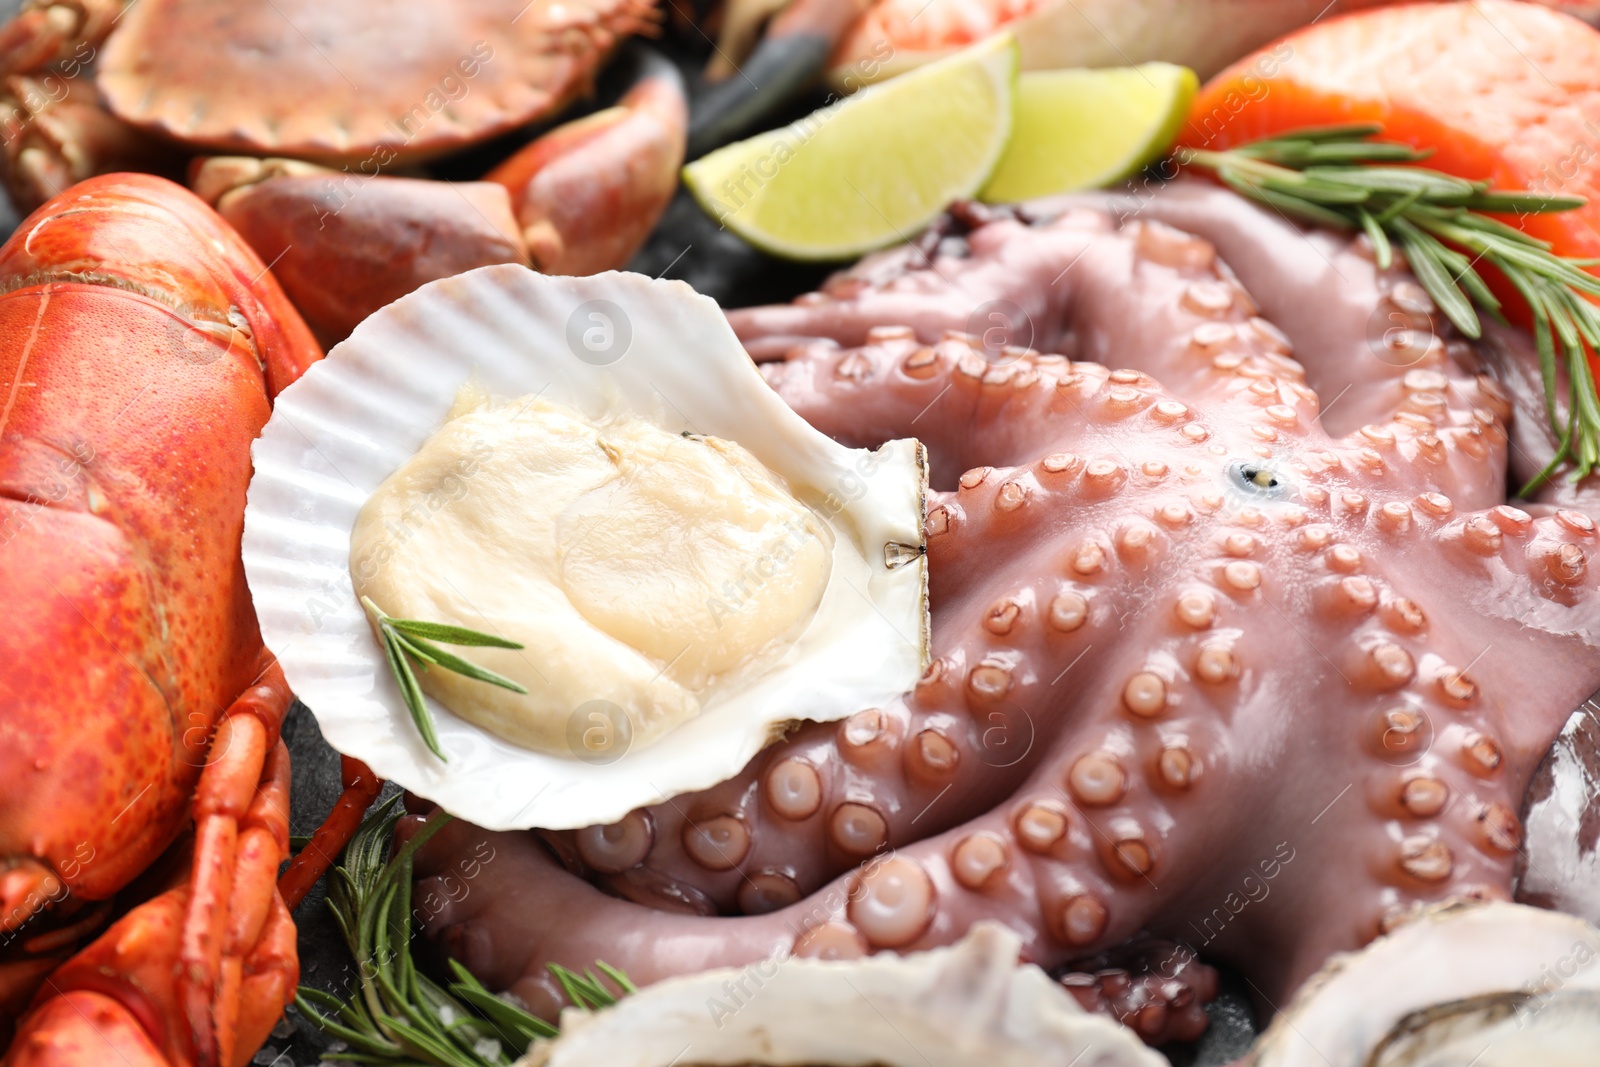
1247;468;1277;488
1228;460;1288;498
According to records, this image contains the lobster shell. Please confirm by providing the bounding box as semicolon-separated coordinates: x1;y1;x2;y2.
0;173;320;1046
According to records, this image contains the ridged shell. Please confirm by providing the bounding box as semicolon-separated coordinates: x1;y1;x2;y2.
97;0;651;163
243;266;928;830
1253;902;1600;1066
1521;708;1600;926
520;923;1164;1067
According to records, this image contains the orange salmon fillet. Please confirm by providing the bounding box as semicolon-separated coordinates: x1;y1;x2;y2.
1180;0;1600;263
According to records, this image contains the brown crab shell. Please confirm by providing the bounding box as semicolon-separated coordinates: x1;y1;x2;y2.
95;0;659;165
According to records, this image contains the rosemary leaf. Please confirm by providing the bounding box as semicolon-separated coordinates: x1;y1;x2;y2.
1488;240;1600;294
1257;171;1374;204
1421;237;1502;320
298;805;636;1067
1428;205;1551;248
1575;360;1600;472
396;634;439;667
1392;219;1481;337
446;962;560;1044
1218;170;1355;229
1469;191;1587;214
397;635;528;695
381;628;444;760
593;961;638;995
1297;141;1427;165
380;1016;488;1067
1558;287;1600;349
1545;285;1583;352
362;597;530;760
1304;165;1475;200
386;619;525;648
1357;207;1392;270
547;964;624;1012
1531;285;1561;429
1266;122;1386;143
1456;263;1505;322
293;997;405;1058
1371;188;1424;227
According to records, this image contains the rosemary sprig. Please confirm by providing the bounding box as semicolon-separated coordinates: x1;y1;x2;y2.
362;596;528;761
1181;124;1600;490
295;798;634;1066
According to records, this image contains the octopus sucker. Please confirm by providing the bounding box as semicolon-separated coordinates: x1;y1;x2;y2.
414;182;1600;1046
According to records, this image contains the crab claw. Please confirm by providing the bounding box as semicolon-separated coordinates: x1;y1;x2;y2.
192;156;530;347
486;46;687;276
702;0;795;80
0;859;61;935
0;72;177;212
688;0;871;157
0;0;121;77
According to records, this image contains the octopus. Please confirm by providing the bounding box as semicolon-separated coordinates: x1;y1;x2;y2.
405;180;1600;1045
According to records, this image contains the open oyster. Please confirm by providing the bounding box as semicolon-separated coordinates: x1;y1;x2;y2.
518;923;1162;1067
244;266;928;831
1520;708;1600;925
1251;901;1600;1066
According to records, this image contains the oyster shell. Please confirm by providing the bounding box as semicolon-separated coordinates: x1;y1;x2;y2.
1519;707;1600;925
1252;901;1600;1066
518;922;1162;1066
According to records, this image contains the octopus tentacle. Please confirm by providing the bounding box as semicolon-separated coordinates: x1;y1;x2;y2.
732;199;1313;410
761;334;1108;489
543;682;1024;921
728;208;1098;361
1079;180;1493;439
1059;938;1219;1045
1074;182;1513;512
428;363;1551;1010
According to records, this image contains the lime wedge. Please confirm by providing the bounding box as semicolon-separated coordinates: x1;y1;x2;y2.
980;63;1198;203
684;34;1018;261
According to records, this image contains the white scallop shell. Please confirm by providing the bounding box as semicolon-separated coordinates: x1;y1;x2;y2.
243;266;928;831
519;923;1164;1067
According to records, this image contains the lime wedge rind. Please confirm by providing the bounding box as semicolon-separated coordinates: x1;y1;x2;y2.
685;34;1020;261
979;62;1198;204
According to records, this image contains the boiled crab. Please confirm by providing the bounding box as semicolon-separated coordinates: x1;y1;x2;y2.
0;0;686;345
